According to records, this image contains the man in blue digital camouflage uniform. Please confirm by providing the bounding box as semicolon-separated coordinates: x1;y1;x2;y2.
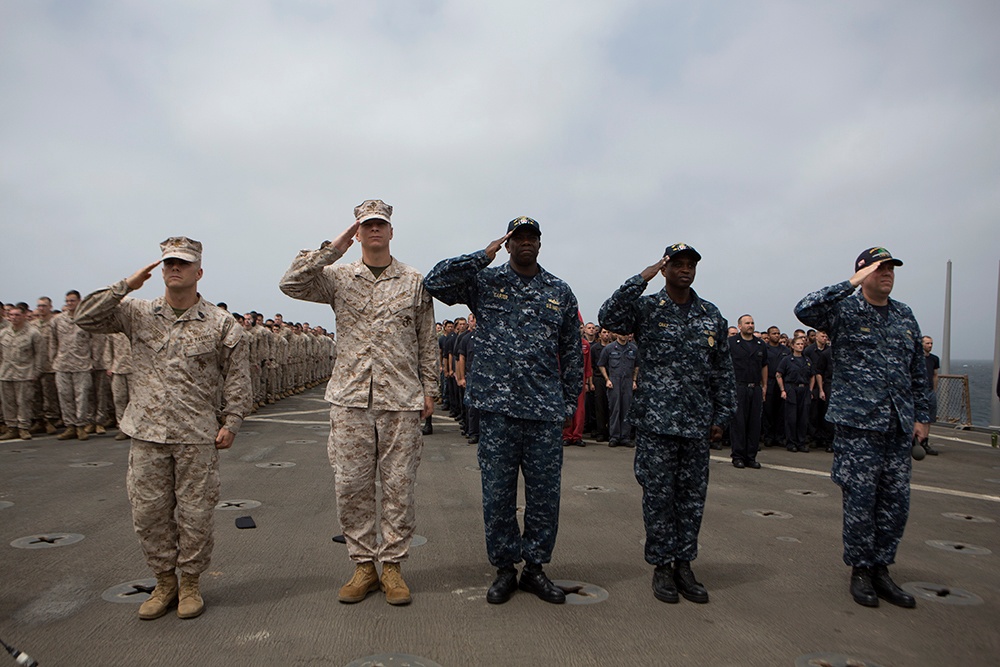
795;247;930;609
599;243;736;605
424;216;583;605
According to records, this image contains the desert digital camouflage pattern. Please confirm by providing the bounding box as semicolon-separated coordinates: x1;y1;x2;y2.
74;279;251;443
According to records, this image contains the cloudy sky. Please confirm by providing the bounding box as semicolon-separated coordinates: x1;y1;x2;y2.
2;0;998;359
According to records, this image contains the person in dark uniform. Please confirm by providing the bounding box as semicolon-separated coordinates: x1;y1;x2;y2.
804;330;833;452
920;336;940;455
795;246;929;609
728;314;767;468
762;326;790;448
424;216;583;606
776;336;814;452
456;314;479;444
600;243;736;606
598;332;639;447
589;329;611;443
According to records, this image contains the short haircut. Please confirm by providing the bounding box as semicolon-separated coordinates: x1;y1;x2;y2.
66;290;81;299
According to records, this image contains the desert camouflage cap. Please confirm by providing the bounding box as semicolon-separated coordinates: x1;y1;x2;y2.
160;236;202;263
354;199;393;224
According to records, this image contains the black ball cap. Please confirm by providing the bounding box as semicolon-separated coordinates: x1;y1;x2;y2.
664;243;701;261
507;216;541;235
855;247;903;272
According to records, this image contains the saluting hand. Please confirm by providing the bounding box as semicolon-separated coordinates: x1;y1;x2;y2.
332;220;362;254
126;260;162;291
639;256;669;283
849;260;883;287
485;231;513;262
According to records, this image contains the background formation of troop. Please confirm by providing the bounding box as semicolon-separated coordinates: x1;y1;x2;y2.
0;300;336;442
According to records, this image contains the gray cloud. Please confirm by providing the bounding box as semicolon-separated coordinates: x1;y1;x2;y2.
2;0;998;358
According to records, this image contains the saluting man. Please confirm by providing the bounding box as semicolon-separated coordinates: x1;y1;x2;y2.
75;237;251;620
424;216;583;605
279;199;438;606
600;243;736;606
795;247;929;609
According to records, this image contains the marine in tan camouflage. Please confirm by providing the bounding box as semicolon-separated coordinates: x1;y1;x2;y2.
50;290;95;439
0;304;43;439
279;199;438;606
75;236;251;621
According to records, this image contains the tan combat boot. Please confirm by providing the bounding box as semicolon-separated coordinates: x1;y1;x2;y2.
381;562;412;606
19;429;32;440
57;427;77;440
45;421;58;434
83;424;95;434
0;430;16;441
177;573;204;619
115;432;130;441
77;426;90;441
338;561;380;603
139;571;178;620
95;424;106;434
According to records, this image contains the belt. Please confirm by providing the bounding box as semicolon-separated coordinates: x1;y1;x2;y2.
793;383;806;388
743;383;759;388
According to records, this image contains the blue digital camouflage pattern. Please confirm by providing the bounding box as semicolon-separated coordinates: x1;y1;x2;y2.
634;432;709;565
478;411;563;567
424;250;583;422
831;423;911;566
794;281;930;430
598;275;736;437
795;280;928;568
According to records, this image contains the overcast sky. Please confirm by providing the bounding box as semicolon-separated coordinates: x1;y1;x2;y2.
2;1;998;359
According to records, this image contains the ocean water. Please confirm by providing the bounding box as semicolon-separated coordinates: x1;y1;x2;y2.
948;359;998;427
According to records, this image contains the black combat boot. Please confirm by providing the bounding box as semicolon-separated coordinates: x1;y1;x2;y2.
486;567;518;604
518;563;566;604
871;565;916;608
652;565;679;603
850;566;879;607
673;561;709;604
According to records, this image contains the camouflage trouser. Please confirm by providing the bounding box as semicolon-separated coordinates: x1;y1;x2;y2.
111;374;130;424
831;423;911;567
1;380;36;429
35;373;60;422
55;371;94;427
478;411;563;568
634;431;710;566
92;370;114;425
127;439;220;575
328;405;422;563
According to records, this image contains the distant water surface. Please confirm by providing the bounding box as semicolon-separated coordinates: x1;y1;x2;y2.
947;359;997;427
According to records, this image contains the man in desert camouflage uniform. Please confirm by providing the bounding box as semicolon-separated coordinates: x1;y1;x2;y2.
280;199;438;606
32;297;60;434
0;305;44;440
50;290;95;440
75;236;251;620
600;243;736;606
795;247;929;610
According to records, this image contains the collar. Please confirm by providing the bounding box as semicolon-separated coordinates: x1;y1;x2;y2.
152;295;208;322
351;257;402;283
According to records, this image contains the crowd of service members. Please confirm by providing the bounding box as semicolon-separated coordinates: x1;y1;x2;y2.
0;297;335;441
